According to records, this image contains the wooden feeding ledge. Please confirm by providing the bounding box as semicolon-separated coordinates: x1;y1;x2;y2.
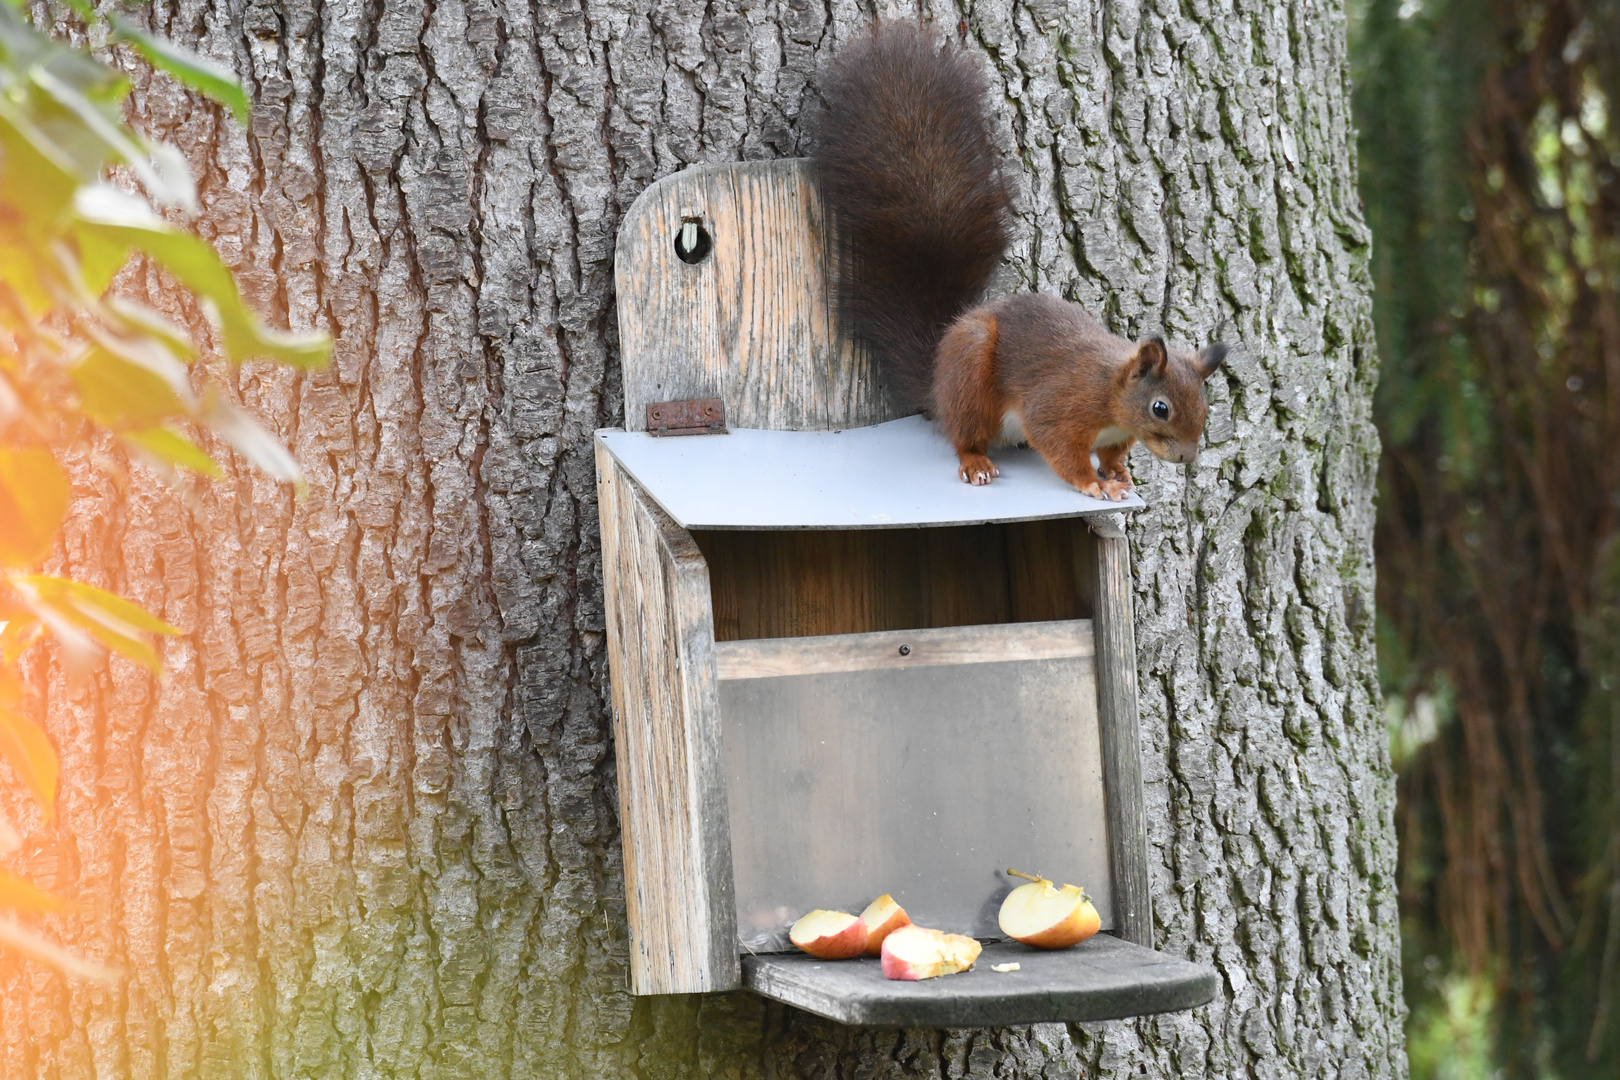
594;159;1217;1027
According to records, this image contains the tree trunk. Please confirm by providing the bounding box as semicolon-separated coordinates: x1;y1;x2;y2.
0;0;1402;1077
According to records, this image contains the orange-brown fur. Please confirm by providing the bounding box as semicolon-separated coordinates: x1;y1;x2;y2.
935;295;1226;499
816;22;1226;498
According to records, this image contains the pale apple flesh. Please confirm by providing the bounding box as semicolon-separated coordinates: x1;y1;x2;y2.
997;871;1101;949
879;925;983;980
859;894;911;955
789;909;868;960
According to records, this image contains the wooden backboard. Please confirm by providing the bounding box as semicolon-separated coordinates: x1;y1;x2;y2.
613;159;908;432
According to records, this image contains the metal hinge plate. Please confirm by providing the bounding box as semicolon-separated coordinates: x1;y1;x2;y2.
646;398;728;436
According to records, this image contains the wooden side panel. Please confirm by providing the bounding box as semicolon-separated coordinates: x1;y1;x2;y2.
595;440;739;993
614;159;909;432
1083;515;1153;947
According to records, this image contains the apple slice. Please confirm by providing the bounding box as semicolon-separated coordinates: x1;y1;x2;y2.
859;894;911;955
789;909;867;960
880;925;983;980
997;868;1101;949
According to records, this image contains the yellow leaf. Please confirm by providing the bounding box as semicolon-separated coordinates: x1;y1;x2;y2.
0;707;57;821
9;575;179;674
0;448;67;566
15;576;181;636
0;616;43;666
0;868;66;914
0;915;120;983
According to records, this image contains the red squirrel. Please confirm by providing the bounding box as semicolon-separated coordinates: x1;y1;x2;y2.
815;22;1227;500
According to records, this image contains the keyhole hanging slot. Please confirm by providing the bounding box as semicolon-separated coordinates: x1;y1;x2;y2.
675;217;712;264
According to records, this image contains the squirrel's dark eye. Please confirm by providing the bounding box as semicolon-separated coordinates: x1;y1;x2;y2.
1151;400;1170;421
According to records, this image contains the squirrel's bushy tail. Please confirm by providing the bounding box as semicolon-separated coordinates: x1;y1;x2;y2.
815;21;1013;412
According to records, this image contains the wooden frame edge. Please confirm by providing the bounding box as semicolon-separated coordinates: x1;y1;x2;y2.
596;436;741;992
1084;513;1153;947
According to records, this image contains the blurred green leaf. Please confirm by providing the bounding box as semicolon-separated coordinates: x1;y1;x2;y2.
68;185;150;296
0;97;82;184
0;448;67;566
0;100;91;267
0;243;58;321
31;66;191;209
71;187;331;367
102;297;195;361
0;7;122;102
121;426;220;477
69;341;193;430
108;14;250;122
12;574;180;673
0;2;324;984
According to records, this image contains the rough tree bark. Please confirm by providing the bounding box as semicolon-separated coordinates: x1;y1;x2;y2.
0;0;1402;1077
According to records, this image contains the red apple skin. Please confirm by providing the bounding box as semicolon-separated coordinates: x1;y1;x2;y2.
880;950;927;980
880;926;982;980
860;894;911;956
789;910;867;960
880;927;938;980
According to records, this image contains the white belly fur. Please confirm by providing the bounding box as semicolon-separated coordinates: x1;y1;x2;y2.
993;411;1027;447
1094;425;1132;448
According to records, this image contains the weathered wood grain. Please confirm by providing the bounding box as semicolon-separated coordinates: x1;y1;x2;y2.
595;439;738;994
719;623;1111;949
695;520;1092;641
1085;515;1153;947
714;618;1094;679
614;159;908;432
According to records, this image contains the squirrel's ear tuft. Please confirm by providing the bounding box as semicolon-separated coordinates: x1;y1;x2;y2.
1132;336;1168;379
1197;343;1228;380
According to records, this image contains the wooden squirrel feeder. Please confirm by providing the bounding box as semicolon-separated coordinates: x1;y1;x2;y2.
594;160;1217;1026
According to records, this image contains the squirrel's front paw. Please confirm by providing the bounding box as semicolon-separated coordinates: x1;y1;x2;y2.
1099;479;1133;501
958;454;1000;486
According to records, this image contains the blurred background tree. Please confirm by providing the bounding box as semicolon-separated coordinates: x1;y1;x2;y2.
1353;0;1620;1075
